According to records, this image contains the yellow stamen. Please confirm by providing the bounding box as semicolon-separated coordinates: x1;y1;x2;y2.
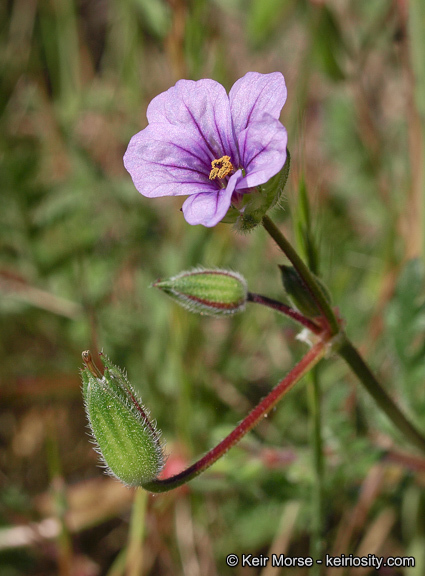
209;155;233;180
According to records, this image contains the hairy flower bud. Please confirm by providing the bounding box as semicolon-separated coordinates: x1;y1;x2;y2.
279;265;332;319
153;268;248;316
81;351;164;487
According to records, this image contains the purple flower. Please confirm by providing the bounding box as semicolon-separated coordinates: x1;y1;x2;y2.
124;72;288;227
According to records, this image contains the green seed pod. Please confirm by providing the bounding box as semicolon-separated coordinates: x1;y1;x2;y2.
81;351;164;487
153;268;248;316
279;265;332;319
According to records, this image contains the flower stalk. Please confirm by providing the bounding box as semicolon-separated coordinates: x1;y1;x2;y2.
247;292;322;334
262;214;425;454
142;339;329;493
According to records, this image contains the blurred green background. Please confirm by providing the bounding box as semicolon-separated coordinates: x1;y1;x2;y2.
1;0;425;574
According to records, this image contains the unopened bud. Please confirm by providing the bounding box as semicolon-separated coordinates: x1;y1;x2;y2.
81;351;164;487
153;268;248;316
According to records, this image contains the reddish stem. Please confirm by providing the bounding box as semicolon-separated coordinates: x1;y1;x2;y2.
142;339;328;493
247;292;322;334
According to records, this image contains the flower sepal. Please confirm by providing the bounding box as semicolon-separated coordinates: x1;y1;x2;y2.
233;151;290;232
220;205;241;224
153;268;248;316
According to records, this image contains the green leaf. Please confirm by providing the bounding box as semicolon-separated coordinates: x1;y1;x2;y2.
280;265;331;318
313;6;346;81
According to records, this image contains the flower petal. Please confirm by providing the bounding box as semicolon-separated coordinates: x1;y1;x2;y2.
182;170;242;227
146;79;239;164
229;72;287;134
236;116;287;189
124;124;218;197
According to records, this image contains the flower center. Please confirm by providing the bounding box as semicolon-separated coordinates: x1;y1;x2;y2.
209;156;233;180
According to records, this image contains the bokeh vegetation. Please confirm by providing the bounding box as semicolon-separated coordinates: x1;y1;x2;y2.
1;0;425;574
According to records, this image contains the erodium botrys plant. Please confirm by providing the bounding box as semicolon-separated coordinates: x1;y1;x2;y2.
81;73;425;552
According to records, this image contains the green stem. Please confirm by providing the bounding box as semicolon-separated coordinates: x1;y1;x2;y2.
261;215;425;452
307;367;324;570
125;488;147;576
338;335;425;453
262;215;339;334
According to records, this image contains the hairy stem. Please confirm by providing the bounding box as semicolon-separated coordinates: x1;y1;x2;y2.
247;292;322;333
142;340;329;493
